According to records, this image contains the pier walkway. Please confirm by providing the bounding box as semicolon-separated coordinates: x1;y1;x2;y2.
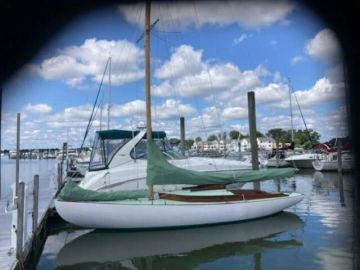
0;167;58;270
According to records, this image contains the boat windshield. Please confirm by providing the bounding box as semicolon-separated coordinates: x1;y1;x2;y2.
89;134;131;170
130;138;185;160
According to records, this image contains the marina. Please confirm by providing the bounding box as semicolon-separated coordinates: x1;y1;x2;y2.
0;1;358;269
0;157;355;269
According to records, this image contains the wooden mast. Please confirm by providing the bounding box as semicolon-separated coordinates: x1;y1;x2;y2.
145;0;154;197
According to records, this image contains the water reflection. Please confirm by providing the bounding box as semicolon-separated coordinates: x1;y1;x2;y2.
313;171;346;207
54;212;303;270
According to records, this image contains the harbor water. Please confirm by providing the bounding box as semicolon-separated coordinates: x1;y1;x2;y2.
34;169;355;270
0;157;58;200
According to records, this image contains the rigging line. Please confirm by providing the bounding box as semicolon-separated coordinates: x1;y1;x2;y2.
136;18;160;44
160;2;190;156
293;93;313;145
80;58;110;150
192;0;228;168
162;0;211;158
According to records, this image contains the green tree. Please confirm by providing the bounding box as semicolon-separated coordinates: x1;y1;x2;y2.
195;137;202;142
229;130;240;140
293;129;321;148
207;134;217;142
185;139;194;149
169;138;180;145
256;130;265;138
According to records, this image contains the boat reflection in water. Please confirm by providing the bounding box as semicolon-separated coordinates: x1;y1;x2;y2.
55;211;303;270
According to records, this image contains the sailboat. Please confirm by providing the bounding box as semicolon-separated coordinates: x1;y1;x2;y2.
54;1;303;229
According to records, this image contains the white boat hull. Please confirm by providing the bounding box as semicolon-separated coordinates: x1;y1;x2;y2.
55;193;303;229
312;160;353;171
288;159;314;168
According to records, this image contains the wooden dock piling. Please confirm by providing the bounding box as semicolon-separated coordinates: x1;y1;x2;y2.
32;175;39;235
337;139;342;173
57;163;62;191
16;182;25;260
247;91;260;189
180;116;185;155
15;113;20;194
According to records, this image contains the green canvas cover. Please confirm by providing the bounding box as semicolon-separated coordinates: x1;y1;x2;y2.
147;140;296;186
58;181;148;202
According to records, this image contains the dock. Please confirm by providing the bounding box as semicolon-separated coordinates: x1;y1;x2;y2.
0;163;61;270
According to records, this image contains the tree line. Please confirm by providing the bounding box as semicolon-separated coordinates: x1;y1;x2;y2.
169;128;321;149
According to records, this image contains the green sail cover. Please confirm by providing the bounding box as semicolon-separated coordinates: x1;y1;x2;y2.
147;140;296;186
58;181;148;202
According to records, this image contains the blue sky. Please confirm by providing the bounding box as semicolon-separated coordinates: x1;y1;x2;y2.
1;1;347;149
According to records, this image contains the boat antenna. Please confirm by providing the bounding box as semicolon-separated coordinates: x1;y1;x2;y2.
293;93;313;146
145;0;154;198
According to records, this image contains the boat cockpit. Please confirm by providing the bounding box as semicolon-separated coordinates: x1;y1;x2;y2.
89;129;185;171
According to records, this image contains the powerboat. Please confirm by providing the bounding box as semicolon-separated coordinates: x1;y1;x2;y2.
312;151;353;171
285;153;323;169
79;129;255;191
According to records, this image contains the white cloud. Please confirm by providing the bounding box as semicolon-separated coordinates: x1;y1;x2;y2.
305;28;342;62
190;106;223;131
25;103;53;114
325;64;344;83
118;1;295;30
32;38;144;88
112;100;146;117
154;99;197;120
294;77;345;107
111;99;196;121
222;107;248;120
153;45;266;98
154;45;204;80
233;34;249;45
291;55;305;65
273;71;282;82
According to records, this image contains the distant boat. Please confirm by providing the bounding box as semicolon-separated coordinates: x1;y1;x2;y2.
285;153;323;169
312;151;353;171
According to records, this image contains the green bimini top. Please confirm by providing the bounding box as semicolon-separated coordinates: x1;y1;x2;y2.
58;181;148;202
96;129;166;140
146;139;296;186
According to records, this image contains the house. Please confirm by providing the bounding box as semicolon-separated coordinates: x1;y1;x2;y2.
257;137;275;151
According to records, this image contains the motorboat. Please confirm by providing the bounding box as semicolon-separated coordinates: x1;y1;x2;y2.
79;129;256;191
312;151;353;171
285;153;323;169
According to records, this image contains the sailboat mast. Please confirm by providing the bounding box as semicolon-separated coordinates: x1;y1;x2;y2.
145;0;154;197
145;0;152;140
108;57;111;130
294;93;312;145
288;79;294;142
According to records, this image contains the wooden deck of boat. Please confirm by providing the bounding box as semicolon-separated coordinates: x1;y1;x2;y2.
0;175;57;270
160;189;287;202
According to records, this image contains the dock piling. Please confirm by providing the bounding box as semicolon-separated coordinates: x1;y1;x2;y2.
61;142;67;176
337;139;342;173
16;113;21;194
16;182;25;260
180;116;185;155
247;91;260;189
57;163;62;191
32;175;39;235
